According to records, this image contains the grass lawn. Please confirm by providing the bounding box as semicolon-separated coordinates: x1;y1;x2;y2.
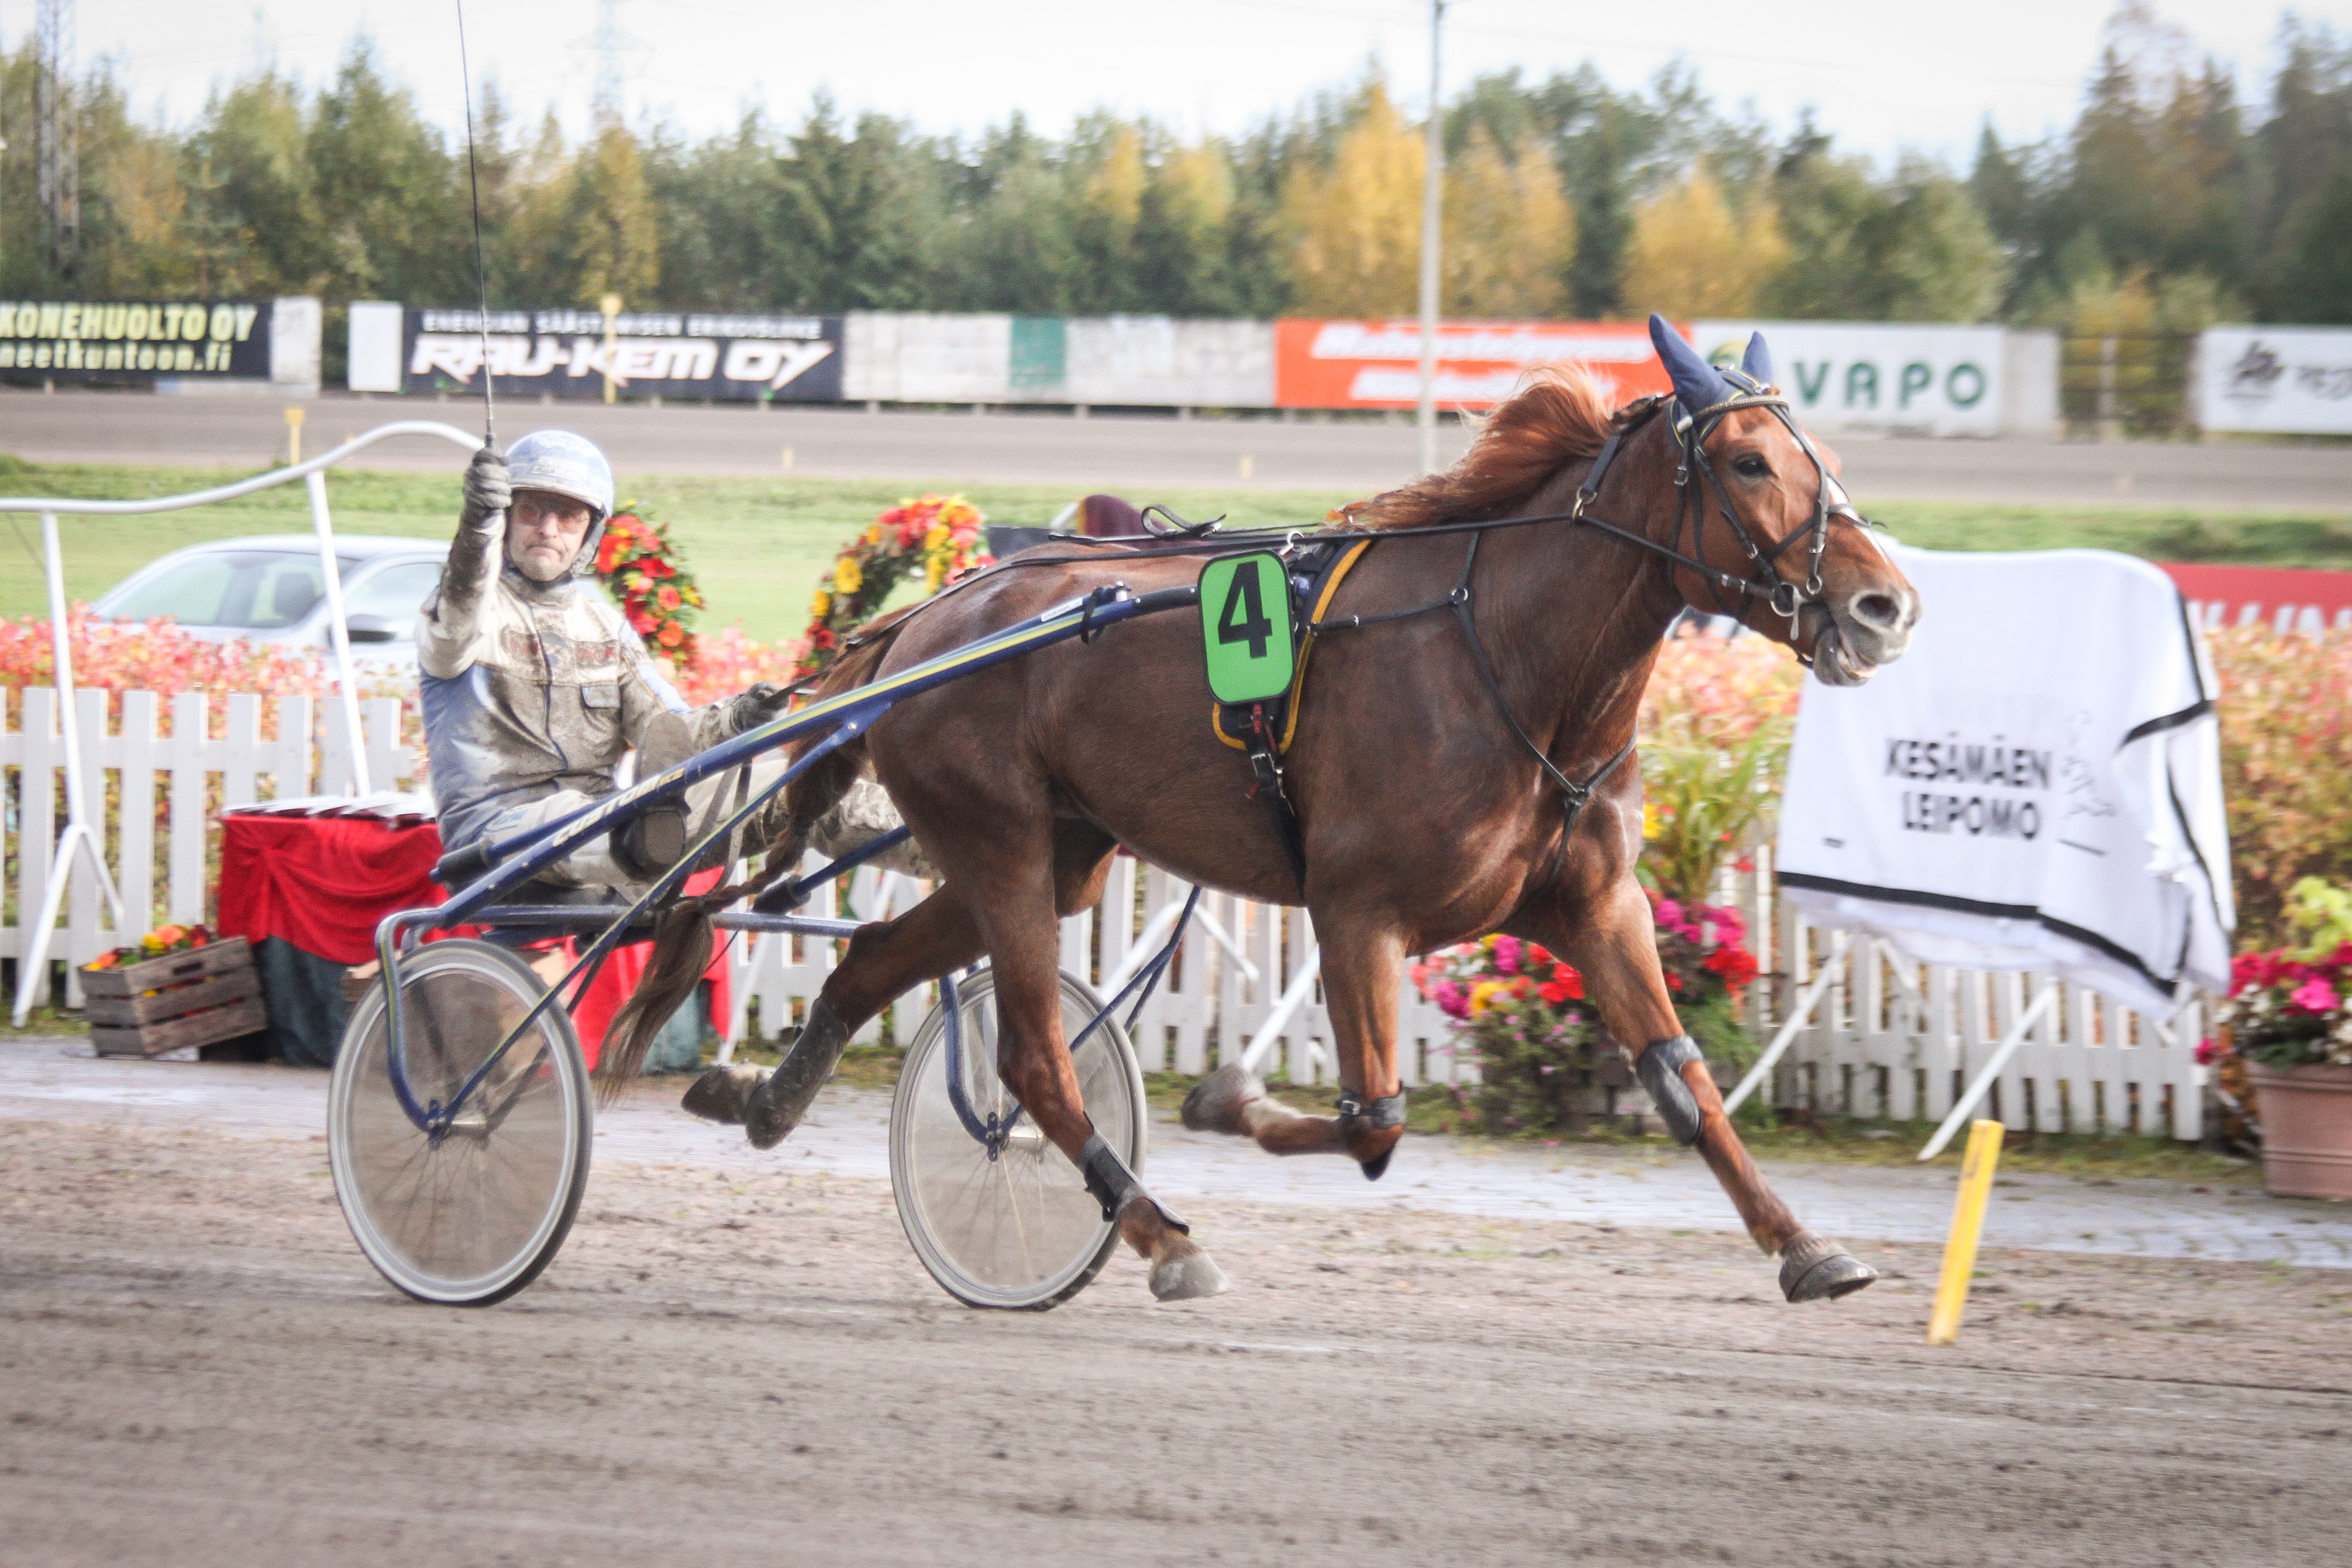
4;456;2350;642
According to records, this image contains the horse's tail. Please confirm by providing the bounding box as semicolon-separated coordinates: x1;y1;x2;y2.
591;612;913;1102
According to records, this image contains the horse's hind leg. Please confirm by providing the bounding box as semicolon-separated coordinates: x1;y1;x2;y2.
1536;881;1878;1303
684;887;987;1147
1182;918;1407;1180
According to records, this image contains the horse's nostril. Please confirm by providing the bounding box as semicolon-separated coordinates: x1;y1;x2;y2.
1852;593;1901;628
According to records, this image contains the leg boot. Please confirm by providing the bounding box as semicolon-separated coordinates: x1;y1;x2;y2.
744;998;852;1150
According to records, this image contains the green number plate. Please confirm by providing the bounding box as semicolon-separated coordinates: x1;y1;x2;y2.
1199;553;1296;704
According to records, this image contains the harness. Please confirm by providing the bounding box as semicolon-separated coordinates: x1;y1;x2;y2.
849;384;1868;894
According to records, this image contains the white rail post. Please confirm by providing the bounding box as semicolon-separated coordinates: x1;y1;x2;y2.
1239;943;1321;1077
1919;982;2060;1160
305;468;371;795
11;512;129;1026
1723;929;1847;1115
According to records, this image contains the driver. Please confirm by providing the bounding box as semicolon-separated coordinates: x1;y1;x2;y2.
417;432;788;894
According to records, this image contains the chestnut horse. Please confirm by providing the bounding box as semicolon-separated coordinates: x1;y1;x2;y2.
680;321;1920;1304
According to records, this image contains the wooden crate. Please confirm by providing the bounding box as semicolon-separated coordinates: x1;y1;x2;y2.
82;936;268;1059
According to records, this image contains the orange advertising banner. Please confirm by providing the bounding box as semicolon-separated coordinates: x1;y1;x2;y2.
1273;318;1683;410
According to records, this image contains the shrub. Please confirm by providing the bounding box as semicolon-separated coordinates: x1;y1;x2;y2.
2210;627;2352;949
1636;628;1801;902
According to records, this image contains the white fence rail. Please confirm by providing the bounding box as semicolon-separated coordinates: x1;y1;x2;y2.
1735;850;2207;1142
6;685;2205;1131
2;687;414;1008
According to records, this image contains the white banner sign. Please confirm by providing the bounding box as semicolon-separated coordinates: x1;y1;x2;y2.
1695;321;2005;438
1776;545;2232;1016
2196;326;2352;434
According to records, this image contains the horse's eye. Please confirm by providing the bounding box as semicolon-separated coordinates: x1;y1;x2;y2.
1733;454;1770;479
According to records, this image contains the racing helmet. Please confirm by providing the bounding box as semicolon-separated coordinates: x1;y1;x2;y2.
504;429;615;576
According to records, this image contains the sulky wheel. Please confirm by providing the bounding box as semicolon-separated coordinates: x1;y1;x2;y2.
328;939;591;1307
890;966;1147;1311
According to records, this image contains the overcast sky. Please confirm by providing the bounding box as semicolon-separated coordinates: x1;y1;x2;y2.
4;1;2341;165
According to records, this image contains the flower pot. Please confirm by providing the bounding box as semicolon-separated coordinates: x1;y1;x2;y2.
2247;1062;2352;1201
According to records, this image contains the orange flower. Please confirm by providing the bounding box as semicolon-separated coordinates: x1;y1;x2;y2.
656;585;681;612
657;621;685;649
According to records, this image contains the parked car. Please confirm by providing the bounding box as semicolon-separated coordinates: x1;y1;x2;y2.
91;535;448;677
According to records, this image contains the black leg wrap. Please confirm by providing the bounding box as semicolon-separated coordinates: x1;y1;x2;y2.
743;998;850;1150
1079;1133;1187;1233
1335;1090;1407;1129
1635;1034;1708;1145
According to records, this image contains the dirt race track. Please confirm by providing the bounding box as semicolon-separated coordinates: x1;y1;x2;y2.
4;1116;2348;1567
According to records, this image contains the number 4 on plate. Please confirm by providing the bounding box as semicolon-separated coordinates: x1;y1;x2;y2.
1199;553;1296;704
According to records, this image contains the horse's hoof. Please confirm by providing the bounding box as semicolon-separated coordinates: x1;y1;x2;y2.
1149;1240;1232;1302
1180;1063;1263;1135
1360;1148;1393;1181
1779;1233;1879;1302
681;1064;767;1126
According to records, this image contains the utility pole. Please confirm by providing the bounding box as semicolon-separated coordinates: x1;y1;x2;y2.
36;0;79;286
1416;0;1447;475
587;0;635;129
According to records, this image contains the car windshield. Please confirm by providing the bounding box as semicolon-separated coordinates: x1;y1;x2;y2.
104;551;361;630
340;560;442;626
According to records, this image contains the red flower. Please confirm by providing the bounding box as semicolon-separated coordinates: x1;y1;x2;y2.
629;609;655;635
1535;962;1585;1005
640;557;675;580
812;629;836;650
1527;943;1553;969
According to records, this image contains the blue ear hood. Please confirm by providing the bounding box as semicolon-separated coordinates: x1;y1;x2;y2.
1649;313;1732;412
1741;331;1774;388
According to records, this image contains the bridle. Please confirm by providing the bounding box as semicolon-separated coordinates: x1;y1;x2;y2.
1568;378;1874;647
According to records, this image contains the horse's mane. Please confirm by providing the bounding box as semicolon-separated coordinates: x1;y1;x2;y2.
1345;366;1647;531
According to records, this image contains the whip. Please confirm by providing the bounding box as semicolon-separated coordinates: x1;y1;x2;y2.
454;0;495;449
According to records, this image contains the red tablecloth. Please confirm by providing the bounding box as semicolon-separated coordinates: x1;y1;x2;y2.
216;814;729;1067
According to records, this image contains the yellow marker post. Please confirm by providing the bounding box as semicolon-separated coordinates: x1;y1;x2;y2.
284;405;305;466
600;292;623;405
1926;1118;2005;1345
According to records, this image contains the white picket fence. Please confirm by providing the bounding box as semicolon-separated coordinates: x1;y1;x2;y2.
1737;847;2208;1141
3;686;414;1008
6;685;2206;1132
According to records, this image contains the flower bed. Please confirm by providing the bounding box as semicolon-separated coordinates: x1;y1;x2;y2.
1410;892;1764;1136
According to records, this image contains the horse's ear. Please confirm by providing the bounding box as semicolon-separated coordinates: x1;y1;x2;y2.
1742;331;1774;388
1649;314;1730;413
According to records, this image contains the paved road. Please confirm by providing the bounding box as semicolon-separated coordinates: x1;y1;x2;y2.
6;386;2350;508
6;1036;2345;1269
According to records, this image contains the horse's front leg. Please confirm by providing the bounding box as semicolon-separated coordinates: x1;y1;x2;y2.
1181;919;1407;1180
1536;879;1878;1303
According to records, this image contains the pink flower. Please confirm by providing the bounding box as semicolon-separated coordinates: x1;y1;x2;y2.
1432;980;1468;1019
1655;900;1683;928
2289;977;2340;1014
1493;935;1521;974
2193;1036;2223;1065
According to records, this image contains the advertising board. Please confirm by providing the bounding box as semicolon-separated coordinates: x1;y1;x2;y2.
2195;327;2352;435
2160;562;2352;633
0;298;272;382
1693;321;2005;438
403;308;843;401
1273;319;1672;409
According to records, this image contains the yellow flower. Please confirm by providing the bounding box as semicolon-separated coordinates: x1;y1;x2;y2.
810;588;831;619
1643;802;1663;840
924;523;949;550
834;556;863;595
1468;979;1505;1018
863;523;883;547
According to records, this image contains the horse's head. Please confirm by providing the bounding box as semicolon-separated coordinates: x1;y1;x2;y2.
1646;316;1919;685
